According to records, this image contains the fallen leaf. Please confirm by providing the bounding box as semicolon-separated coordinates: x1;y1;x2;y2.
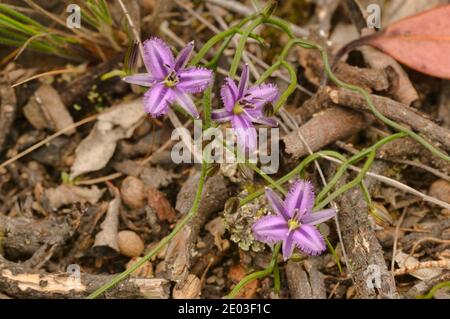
205;217;229;251
367;4;450;79
395;251;442;280
0;72;17;151
147;187;177;222
70;99;144;178
114;160;175;189
42;184;105;210
23;84;75;135
172;274;201;299
92;191;121;257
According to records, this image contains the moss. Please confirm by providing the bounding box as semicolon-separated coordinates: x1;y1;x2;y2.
277;0;314;25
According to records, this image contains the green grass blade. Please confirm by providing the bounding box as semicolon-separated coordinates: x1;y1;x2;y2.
0;4;43;29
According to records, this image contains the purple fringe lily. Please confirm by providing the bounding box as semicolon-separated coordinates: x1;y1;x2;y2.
123;37;212;118
211;64;279;151
252;180;336;260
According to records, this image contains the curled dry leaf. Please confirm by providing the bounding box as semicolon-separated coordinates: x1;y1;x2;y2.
114;160;175;189
367;4;450;79
126;257;154;278
92;192;121;257
42;184;105;211
205;217;229;252
358;45;419;106
147;187;177;223
23;84;75;135
70;99;145;178
172;274;201;299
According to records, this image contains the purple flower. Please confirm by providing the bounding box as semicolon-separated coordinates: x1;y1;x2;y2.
123;37;213;118
252;180;336;260
211;64;278;151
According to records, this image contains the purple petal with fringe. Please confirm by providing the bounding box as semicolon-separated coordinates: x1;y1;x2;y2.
143;37;174;79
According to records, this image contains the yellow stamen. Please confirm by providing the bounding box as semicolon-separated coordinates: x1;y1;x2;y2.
232;103;244;115
164;71;179;87
288;219;300;231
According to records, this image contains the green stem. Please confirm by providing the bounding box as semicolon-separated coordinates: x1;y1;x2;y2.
325;237;342;274
319;49;450;163
228;243;281;299
240;150;346;207
315;150;376;210
255;60;281;85
203;86;212;130
262;15;450;163
274;60;297;112
205;35;234;69
417;281;450;299
315;132;405;203
360;181;372;207
229;15;265;77
264;17;295;39
190;15;256;66
273;262;281;294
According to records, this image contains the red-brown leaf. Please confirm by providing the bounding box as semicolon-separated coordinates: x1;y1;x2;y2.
367;5;450;79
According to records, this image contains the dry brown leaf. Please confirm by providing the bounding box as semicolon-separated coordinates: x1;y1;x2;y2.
147;187;177;222
42;184;105;210
368;4;450;79
395;251;443;280
205;217;229;252
23;84;75;135
92;192;121;257
70;99;144;178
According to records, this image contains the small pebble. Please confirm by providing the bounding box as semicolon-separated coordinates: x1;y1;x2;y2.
118;230;145;257
121;176;145;209
429;179;450;204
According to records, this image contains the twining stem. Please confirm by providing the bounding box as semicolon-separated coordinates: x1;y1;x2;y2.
261;17;450;163
319;48;450;163
417;281;450;299
315;132;406;203
229;15;265;77
227;243;281;299
255;60;280;85
274;61;297;112
315;150;376;210
190;14;257;66
239;150;346;207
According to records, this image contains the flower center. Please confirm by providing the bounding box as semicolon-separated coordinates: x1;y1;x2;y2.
288;218;301;231
164;71;179;87
232;102;244;115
